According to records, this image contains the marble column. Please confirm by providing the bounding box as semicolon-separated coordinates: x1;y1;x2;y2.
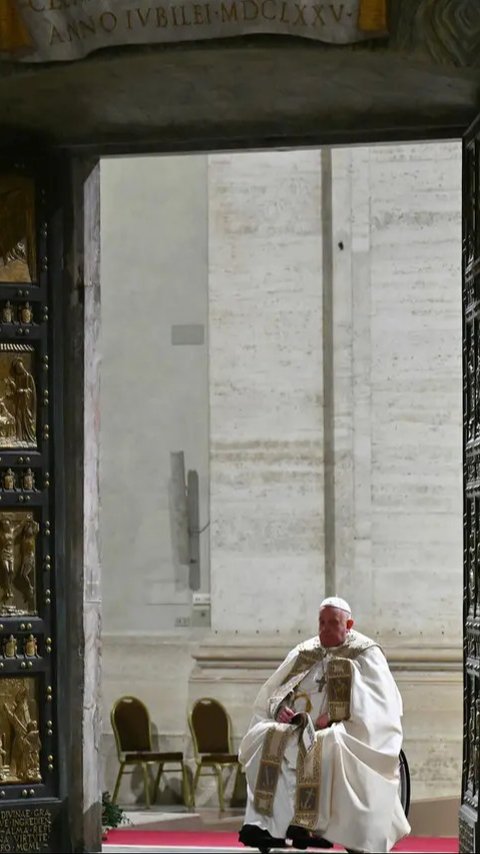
64;157;102;852
83;163;103;844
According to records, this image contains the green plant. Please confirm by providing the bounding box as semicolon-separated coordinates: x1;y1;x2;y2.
102;791;128;830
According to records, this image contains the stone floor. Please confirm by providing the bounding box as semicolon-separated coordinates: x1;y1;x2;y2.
106;796;460;836
101;806;458;853
123;804;244;830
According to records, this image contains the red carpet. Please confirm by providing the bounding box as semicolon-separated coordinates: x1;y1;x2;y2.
104;829;458;852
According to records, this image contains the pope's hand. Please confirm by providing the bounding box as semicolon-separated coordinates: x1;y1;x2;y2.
314;713;330;730
277;706;296;724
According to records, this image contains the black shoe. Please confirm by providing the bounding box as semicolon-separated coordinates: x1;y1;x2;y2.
286;824;334;850
307;839;334;850
238;823;286;848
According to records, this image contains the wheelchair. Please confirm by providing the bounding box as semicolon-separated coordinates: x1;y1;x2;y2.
398;749;411;818
254;750;411;853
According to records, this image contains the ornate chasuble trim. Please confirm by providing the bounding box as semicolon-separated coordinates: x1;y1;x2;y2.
327;657;353;722
268;631;378;718
294;731;326;830
268;649;325;719
253;725;290;815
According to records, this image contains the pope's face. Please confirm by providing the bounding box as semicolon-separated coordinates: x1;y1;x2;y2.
318;606;353;648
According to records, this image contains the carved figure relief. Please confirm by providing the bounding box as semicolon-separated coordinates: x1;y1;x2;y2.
0;512;39;615
469;684;478;794
20;516;40;607
5;357;37;445
0;401;15;442
24;635;37;658
469;709;476;791
0;679;41;784
3;469;14;491
469;502;476;612
475;699;480;795
0;519;17;605
476;338;480;437
0;175;36;283
4;636;16;659
19;302;32;325
2;301;13;324
0;346;37;448
476;505;480;614
468;634;475;659
22;468;34;491
0;735;6;772
469;327;476;440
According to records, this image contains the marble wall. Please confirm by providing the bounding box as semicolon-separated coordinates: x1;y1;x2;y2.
100;142;463;805
100;154;210;634
208;150;325;634
328;141;463;798
331;143;462;645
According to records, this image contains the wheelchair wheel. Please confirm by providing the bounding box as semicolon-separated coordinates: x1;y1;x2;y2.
399;749;411;818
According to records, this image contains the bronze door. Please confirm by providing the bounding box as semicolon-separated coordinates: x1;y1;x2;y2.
461;117;480;854
0;153;68;852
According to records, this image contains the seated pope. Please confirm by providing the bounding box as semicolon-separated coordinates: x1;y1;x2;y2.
238;597;411;853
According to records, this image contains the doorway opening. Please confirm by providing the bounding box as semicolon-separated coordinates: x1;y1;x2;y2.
97;141;462;841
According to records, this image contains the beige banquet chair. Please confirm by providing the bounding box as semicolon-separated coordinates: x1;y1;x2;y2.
188;697;242;811
111;695;191;808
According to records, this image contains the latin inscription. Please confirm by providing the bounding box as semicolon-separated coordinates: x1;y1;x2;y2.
39;2;357;40
0;808;52;853
7;0;388;62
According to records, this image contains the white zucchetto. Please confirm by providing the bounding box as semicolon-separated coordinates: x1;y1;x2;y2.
320;596;352;615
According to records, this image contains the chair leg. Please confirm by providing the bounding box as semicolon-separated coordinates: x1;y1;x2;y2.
151;762;164;805
142;762;151;809
231;762;243;806
112;763;125;805
192;763;201;805
180;762;192;808
214;765;225;812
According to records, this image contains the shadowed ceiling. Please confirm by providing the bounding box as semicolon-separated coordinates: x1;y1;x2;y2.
0;0;480;150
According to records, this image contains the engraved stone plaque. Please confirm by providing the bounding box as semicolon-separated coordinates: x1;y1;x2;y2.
0;806;52;852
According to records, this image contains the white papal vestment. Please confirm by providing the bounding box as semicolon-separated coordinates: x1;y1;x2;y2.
239;631;411;853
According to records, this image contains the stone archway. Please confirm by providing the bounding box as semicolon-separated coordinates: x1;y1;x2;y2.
0;3;480;851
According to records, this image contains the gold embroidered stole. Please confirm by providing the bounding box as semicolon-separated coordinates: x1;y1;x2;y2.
253;725;291;815
255;647;326;815
293;657;353;825
327;658;353;721
293;729;326;829
253;632;378;817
